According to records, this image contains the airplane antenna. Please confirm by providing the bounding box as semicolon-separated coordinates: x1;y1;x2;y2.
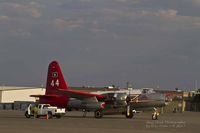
195;80;198;90
41;84;44;90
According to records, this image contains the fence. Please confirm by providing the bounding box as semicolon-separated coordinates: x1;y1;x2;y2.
0;101;35;110
186;102;200;112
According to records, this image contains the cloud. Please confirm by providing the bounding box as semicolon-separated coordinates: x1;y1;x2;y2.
53;18;84;31
104;8;200;29
79;0;92;2
99;8;178;19
114;0;140;3
154;9;200;29
131;9;178;19
9;29;31;38
0;16;10;21
115;0;128;2
29;9;41;18
89;28;108;33
1;0;200;89
1;2;42;18
192;0;200;5
156;9;177;18
194;22;200;27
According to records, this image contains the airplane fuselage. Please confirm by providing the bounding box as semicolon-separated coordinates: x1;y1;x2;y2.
39;95;69;108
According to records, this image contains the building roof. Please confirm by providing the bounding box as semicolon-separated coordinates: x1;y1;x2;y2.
0;86;44;91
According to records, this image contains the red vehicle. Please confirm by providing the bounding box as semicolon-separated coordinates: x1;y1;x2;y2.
31;61;105;118
31;61;166;119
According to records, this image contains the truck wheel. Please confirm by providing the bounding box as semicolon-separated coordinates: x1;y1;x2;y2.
48;112;53;119
55;115;61;119
25;111;31;118
94;110;103;118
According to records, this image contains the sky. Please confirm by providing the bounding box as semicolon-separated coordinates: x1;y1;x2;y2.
0;0;200;90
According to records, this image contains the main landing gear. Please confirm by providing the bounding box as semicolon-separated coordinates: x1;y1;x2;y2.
125;105;134;119
94;109;103;118
82;109;87;117
82;109;103;118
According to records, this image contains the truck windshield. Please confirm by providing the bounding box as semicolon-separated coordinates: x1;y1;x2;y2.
43;105;50;108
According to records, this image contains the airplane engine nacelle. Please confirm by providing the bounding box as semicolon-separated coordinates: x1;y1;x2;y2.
67;99;105;111
81;102;105;111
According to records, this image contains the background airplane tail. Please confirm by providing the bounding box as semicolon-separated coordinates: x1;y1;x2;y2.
45;60;68;94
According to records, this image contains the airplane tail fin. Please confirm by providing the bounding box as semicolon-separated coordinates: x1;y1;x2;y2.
46;60;68;94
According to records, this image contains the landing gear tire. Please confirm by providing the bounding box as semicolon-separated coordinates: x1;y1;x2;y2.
55;115;61;119
125;110;133;119
94;110;103;119
152;112;159;120
125;105;133;119
82;110;87;118
25;111;31;118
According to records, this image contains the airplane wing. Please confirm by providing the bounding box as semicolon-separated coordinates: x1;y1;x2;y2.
53;89;105;100
129;93;166;108
30;94;59;98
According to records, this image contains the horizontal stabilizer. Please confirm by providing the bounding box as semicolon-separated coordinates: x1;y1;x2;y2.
30;94;59;98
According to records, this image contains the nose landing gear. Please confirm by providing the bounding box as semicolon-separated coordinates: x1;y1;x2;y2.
152;108;159;120
94;109;103;118
125;105;134;119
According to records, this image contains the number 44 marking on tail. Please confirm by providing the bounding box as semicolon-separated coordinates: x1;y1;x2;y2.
51;79;59;87
51;80;54;87
55;79;59;86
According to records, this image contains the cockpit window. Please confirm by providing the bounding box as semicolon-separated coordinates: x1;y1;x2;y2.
43;105;50;108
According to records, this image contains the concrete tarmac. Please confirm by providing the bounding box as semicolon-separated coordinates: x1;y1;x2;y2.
0;110;199;133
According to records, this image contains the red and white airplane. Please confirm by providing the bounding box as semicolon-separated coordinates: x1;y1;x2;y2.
31;60;166;119
31;60;106;118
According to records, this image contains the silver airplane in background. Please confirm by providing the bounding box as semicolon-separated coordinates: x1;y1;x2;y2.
91;88;166;119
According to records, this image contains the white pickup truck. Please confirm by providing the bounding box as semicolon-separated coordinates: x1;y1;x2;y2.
25;104;66;119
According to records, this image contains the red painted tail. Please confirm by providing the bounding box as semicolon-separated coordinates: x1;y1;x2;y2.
46;60;68;94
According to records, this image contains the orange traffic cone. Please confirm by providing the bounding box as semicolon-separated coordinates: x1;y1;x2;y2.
45;114;48;120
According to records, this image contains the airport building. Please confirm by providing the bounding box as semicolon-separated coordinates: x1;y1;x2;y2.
0;86;104;110
0;86;45;110
0;86;45;103
0;86;106;104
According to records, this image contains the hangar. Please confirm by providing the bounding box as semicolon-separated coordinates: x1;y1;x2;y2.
0;86;45;103
0;86;106;103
